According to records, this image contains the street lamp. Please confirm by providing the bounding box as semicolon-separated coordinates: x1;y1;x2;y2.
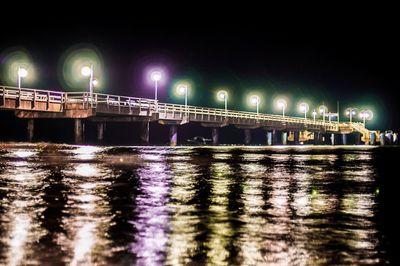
151;71;161;101
312;109;317;122
345;107;357;123
177;84;188;113
276;99;287;117
249;95;260;116
298;102;309;120
151;71;161;112
17;67;28;88
81;65;94;98
319;105;328;124
217;90;228;114
359;109;373;127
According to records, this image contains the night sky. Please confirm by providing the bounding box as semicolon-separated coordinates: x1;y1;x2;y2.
1;14;399;143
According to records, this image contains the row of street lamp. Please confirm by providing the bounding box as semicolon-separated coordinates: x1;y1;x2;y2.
14;66;374;126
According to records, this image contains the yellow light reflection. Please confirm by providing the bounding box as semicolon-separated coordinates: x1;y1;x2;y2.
166;162;197;265
73;146;102;160
12;150;36;158
205;161;232;265
7;214;31;266
70;223;96;266
74;164;99;177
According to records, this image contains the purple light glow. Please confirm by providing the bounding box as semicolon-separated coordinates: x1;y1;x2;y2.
144;65;169;88
131;150;171;265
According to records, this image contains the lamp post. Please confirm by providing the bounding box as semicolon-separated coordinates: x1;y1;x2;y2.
319;105;327;124
250;95;260;116
312;109;317;122
217;90;228;115
177;84;188;114
276;99;287;117
151;71;161;112
81;65;94;99
17;67;28;88
151;71;161;101
299;102;309;120
345;107;356;123
359;109;373;127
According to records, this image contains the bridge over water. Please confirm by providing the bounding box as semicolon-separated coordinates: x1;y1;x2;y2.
0;85;372;145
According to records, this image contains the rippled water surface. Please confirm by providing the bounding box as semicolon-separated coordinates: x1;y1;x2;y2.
0;144;398;265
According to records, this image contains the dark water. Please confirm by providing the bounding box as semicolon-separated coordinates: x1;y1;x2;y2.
0;144;398;265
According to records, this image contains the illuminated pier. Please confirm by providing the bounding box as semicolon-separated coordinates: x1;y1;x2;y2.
0;85;379;145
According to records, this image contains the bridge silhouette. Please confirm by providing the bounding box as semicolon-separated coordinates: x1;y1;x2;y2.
1;85;372;145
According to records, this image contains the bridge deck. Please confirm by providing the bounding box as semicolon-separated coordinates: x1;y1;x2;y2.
1;85;367;136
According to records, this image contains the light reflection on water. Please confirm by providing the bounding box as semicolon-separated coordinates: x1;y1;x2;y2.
0;144;396;265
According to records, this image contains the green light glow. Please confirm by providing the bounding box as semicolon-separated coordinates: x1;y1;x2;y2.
246;93;262;106
59;44;104;91
274;97;288;111
0;47;36;87
170;79;193;100
298;102;310;113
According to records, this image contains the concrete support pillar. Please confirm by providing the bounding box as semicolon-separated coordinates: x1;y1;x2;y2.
140;121;150;145
169;125;178;146
330;133;335;145
354;133;361;145
74;118;83;144
27;119;34;142
314;132;322;145
369;132;376;145
244;129;251;145
313;132;318;145
341;134;347;145
97;122;105;142
266;131;273;146
385;132;393;145
212;127;219;145
379;133;385;146
272;130;278;145
281;131;288;145
294;131;300;145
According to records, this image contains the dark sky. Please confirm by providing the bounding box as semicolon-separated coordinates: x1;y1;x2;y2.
1;13;399;139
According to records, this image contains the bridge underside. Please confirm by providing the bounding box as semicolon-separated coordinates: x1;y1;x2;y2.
14;109;349;134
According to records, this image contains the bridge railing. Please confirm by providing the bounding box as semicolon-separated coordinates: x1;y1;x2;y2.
157;102;339;129
64;92;157;109
94;93;157;111
0;85;65;104
64;90;339;129
1;86;340;130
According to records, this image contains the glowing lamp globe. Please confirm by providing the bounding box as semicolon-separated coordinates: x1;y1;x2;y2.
151;71;161;81
81;66;92;77
319;105;327;114
18;67;28;78
277;99;286;109
218;91;227;100
250;95;259;105
177;85;187;95
299;103;309;113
